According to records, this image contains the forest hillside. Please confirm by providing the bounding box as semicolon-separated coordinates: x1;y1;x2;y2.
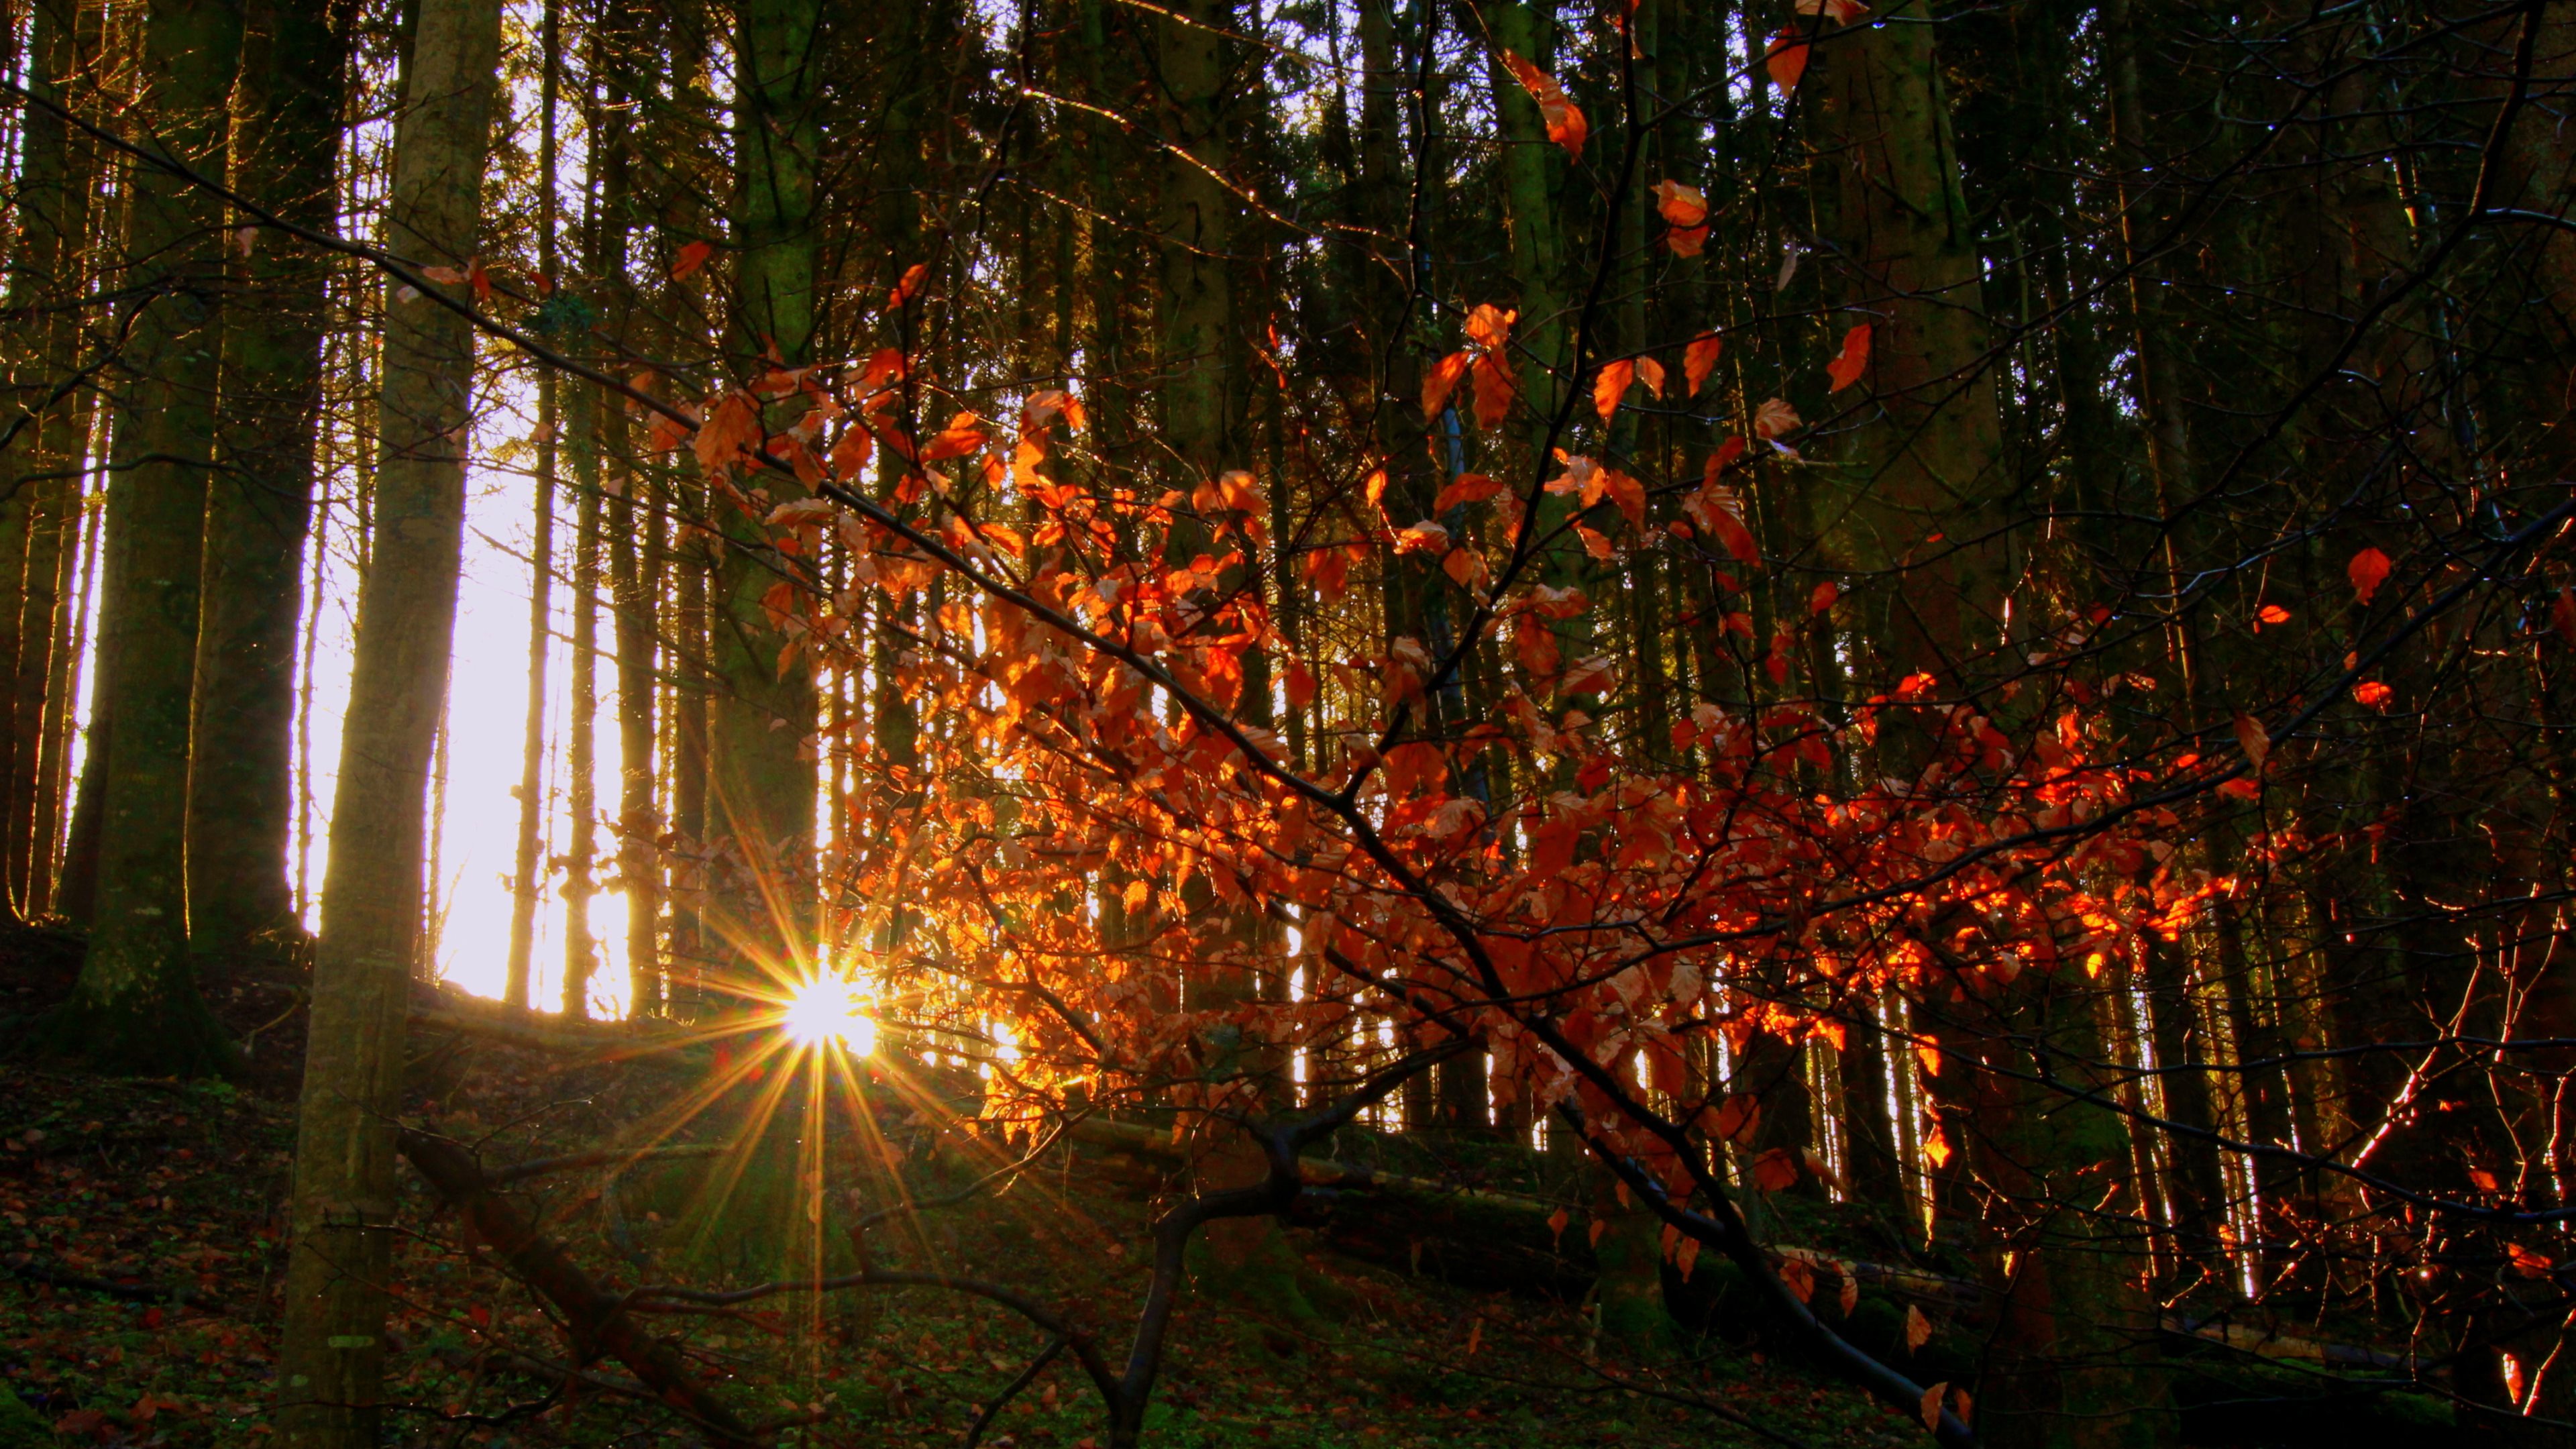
1;0;2573;1445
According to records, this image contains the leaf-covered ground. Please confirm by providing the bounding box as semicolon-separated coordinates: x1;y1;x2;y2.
0;927;1919;1449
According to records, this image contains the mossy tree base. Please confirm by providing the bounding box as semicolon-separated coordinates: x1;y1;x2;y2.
38;986;239;1079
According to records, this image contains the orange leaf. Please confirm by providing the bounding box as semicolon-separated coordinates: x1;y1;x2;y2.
1635;356;1665;398
1667;222;1709;258
1434;472;1505;513
1561;653;1618;694
1824;322;1872;392
2233;711;2269;772
1547;1207;1570;1247
1779;1256;1815;1303
1593;360;1635;422
1765;31;1809;90
1501;50;1587;155
1904;1303;1932;1352
1464;303;1515;351
1702;1095;1761;1144
1444;545;1489;591
670;239;715;281
1684;331;1723;396
1809;581;1839;614
2353;680;2392;708
1753;1146;1800;1193
2347;546;2393;604
1304;544;1351;599
2507;1242;2555;1279
1601;469;1646;532
1753;396;1801;439
1422;351;1471;419
417;264;466;285
1654;179;1708;228
1921;1383;1947;1433
1684;484;1760;566
922;413;988;462
886;262;929;310
2255;603;2291;626
1675;1237;1701;1282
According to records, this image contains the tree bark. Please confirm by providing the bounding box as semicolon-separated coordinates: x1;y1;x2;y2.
50;0;244;1073
501;0;561;1012
273;0;502;1434
185;0;351;967
707;0;822;985
1;0;101;919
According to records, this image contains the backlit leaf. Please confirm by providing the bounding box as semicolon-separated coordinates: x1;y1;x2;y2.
1434;472;1505;513
1765;31;1809;90
1501;50;1587;156
1593;360;1634;422
1824;322;1872;392
1754;396;1801;439
2233;711;2269;772
1422;351;1471;419
1684;331;1723;396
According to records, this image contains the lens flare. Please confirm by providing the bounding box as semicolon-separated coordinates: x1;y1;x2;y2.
780;974;876;1053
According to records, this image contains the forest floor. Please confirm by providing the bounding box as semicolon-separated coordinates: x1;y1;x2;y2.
0;925;1922;1449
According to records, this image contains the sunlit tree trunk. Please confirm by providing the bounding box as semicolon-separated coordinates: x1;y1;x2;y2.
563;385;600;1016
273;0;502;1434
186;0;351;967
502;0;561;1012
707;0;821;987
612;467;659;1014
50;0;244;1073
1;0;101;918
36;415;101;919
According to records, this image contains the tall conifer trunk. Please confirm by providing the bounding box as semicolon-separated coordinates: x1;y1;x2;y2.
708;0;821;985
185;0;352;967
1;0;102;918
274;0;502;1432
51;0;244;1073
502;0;562;1012
612;465;659;1014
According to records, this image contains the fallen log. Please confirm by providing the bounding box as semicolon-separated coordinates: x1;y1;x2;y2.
407;988;706;1064
390;1028;2422;1382
396;1129;755;1443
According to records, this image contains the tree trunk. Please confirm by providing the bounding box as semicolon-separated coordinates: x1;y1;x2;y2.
1809;0;2007;698
1;0;102;920
707;0;822;984
50;0;244;1073
563;397;600;1016
272;0;502;1434
501;0;561;1012
186;0;350;968
612;464;659;1014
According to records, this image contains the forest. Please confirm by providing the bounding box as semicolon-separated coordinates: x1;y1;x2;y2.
0;0;2571;1444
